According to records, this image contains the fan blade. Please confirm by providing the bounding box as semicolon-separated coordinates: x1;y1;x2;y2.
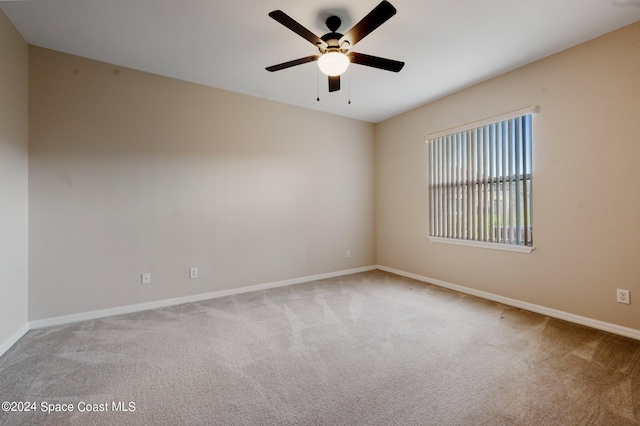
349;52;404;72
266;55;320;72
339;1;397;47
269;10;327;48
328;75;340;92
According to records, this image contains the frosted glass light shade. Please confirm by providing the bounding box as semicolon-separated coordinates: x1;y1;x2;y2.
317;52;350;76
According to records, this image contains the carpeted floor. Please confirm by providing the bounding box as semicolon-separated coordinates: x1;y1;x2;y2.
1;270;639;425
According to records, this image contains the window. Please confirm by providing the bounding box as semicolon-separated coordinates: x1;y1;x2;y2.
426;107;536;253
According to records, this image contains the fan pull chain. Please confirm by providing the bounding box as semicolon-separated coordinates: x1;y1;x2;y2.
348;67;351;105
316;66;320;102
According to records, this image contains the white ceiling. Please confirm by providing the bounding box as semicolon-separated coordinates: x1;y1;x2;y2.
2;0;640;123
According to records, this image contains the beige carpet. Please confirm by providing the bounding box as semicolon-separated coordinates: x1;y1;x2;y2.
1;270;639;425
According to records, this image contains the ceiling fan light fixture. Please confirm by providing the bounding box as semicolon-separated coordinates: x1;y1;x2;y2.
317;51;350;76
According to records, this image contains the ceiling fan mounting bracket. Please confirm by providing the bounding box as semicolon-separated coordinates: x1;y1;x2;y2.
326;15;341;33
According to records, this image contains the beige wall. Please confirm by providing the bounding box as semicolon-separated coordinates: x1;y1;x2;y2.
28;47;375;320
376;22;640;330
0;12;29;347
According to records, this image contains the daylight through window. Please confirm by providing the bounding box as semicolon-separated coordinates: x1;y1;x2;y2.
427;108;535;251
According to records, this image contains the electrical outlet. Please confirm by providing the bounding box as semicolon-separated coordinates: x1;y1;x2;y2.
346;250;351;258
189;267;198;279
617;289;630;304
141;273;151;285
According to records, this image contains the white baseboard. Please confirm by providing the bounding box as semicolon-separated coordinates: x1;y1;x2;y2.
18;263;639;350
29;265;378;330
377;265;640;341
0;323;29;358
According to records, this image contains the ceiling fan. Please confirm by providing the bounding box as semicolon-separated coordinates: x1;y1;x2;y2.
266;0;405;93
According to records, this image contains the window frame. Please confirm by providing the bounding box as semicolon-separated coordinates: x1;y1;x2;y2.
425;106;538;253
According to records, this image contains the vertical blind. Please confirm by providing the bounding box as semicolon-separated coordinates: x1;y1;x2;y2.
428;111;533;247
